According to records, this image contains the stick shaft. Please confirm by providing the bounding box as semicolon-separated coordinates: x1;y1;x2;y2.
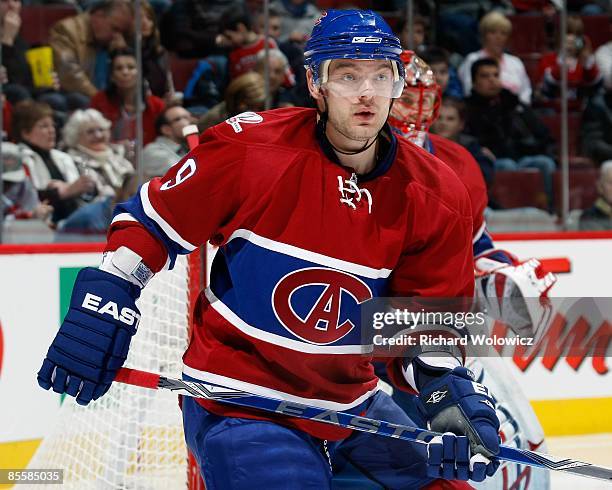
115;367;612;482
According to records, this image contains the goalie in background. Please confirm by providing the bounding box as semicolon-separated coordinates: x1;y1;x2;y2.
385;50;557;490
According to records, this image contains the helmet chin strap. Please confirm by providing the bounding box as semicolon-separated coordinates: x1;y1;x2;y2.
318;95;394;157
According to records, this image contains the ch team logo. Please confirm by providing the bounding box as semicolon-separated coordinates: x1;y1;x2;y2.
272;268;373;345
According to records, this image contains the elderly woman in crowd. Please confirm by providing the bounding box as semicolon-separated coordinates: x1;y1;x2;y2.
11;100;95;225
458;11;532;105
62;108;134;198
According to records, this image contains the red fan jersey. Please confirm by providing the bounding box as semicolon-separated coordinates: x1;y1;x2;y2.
229;37;295;86
107;107;474;440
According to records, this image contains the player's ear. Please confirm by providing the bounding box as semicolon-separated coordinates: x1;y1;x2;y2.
306;69;324;101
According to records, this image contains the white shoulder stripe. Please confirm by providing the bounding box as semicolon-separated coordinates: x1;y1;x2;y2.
227;229;392;279
111;212;138;224
140;181;197;252
205;288;373;355
182;365;380;412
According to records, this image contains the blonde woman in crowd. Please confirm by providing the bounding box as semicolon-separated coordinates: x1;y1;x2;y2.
458;11;532;104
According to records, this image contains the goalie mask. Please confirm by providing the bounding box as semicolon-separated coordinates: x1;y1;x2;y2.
389;50;441;142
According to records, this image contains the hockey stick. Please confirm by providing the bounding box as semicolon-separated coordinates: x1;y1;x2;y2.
115;367;612;482
183;124;200;152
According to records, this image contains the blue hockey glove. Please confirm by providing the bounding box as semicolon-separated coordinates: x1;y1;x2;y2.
417;367;500;481
37;267;141;405
426;432;498;482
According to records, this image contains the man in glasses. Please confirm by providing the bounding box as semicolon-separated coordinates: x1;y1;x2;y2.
143;103;195;180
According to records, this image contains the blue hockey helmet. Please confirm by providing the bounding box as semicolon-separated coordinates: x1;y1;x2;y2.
304;10;405;98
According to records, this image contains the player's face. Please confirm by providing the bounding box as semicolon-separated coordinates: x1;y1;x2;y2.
392;87;437;130
431;104;463;139
318;60;394;146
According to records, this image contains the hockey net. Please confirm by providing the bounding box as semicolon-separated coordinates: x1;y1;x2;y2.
27;251;205;489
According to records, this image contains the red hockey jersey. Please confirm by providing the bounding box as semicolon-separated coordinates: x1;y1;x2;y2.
428;133;488;243
107;107;474;440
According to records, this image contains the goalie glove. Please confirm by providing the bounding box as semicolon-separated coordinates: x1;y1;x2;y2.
475;256;557;336
37;267;141;405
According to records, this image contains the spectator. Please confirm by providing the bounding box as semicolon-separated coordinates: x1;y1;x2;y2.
431;96;495;187
12;100;96;224
1;0;80;112
49;0;134;99
58;172;138;234
458;11;533;105
220;4;289;83
253;7;283;41
90;48;165;147
594;19;612;90
141;0;171;99
421;47;464;99
254;49;296;108
579;160;612;230
396;14;429;54
159;0;239;58
581;82;612;164
269;0;321;44
464;59;556;207
1;0;34;104
198;71;265;131
62;108;134;197
1;141;53;221
142;103;193;180
537;15;600;102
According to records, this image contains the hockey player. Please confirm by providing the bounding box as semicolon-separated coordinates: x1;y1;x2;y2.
37;11;501;489
387;50;556;489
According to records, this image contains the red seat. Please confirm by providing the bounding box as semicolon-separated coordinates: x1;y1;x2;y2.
20;5;79;47
539;112;583;158
519;52;543;86
508;14;547;55
581;15;610;50
553;169;599;211
491;170;548;209
168;55;199;92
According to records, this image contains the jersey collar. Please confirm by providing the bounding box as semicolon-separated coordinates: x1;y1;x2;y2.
316;119;397;183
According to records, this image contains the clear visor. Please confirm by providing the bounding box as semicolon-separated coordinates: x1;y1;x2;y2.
319;60;404;99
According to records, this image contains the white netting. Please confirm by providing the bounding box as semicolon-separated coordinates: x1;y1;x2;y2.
28;256;193;489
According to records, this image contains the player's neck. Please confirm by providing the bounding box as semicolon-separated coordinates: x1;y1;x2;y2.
332;141;378;174
325;127;378;174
